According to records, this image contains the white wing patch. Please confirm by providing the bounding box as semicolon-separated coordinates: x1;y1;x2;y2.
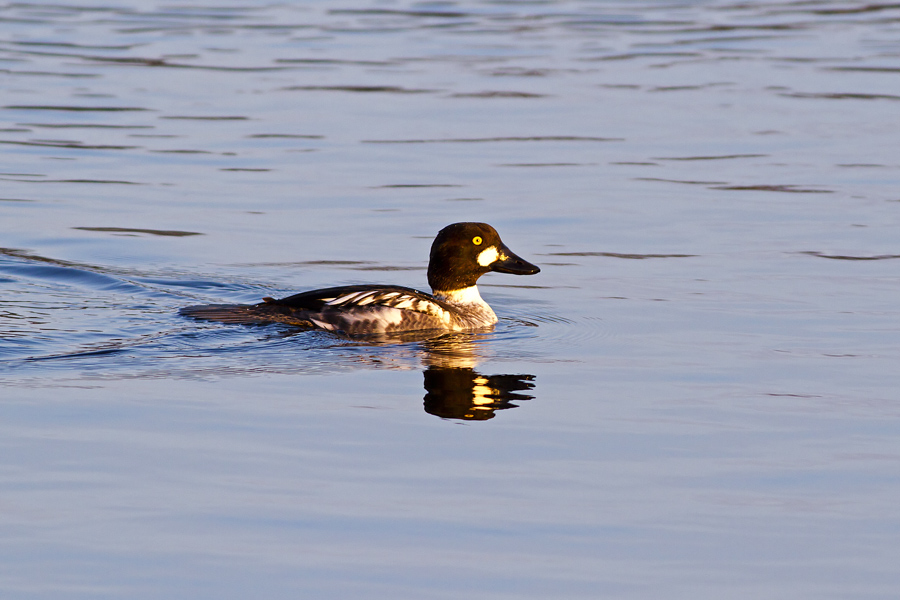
322;289;451;323
477;246;500;267
327;291;370;305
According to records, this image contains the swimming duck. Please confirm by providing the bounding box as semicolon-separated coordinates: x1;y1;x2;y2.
180;222;540;335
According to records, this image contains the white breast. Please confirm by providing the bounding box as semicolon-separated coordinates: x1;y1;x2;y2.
433;285;497;327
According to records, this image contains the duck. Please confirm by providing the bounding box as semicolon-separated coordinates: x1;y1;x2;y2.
180;222;540;335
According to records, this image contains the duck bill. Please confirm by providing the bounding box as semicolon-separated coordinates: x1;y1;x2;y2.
491;244;541;275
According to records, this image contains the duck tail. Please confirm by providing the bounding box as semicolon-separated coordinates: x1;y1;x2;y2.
179;303;317;328
179;303;272;325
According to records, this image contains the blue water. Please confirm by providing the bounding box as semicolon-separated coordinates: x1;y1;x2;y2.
2;1;900;598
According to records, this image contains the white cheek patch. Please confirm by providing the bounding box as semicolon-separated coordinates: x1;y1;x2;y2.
476;246;500;267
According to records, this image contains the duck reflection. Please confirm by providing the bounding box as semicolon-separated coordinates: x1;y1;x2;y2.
418;333;535;421
423;367;535;420
210;326;537;421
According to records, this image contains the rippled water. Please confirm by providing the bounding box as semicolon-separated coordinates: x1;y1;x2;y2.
3;1;900;598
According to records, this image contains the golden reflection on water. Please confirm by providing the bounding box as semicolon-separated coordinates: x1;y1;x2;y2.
419;333;535;421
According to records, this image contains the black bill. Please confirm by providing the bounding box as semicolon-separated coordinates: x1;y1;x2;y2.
490;244;541;275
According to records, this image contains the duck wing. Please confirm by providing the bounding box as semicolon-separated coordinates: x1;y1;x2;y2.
271;285;448;311
264;285;457;334
181;285;457;333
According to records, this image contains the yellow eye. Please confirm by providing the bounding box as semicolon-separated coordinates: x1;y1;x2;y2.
473;236;483;245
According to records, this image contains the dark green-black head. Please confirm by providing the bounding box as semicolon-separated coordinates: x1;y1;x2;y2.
427;222;540;292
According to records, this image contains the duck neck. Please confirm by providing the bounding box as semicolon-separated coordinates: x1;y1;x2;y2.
433;285;485;306
433;285;498;326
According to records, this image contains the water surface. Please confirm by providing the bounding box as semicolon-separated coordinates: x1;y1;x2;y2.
2;1;900;598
